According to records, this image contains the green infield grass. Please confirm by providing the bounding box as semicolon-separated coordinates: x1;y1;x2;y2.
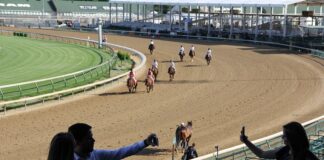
0;35;131;101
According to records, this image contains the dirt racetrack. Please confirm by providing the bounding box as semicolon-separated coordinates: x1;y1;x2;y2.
0;27;323;160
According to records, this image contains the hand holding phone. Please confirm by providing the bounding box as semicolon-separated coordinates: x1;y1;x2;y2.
240;126;248;143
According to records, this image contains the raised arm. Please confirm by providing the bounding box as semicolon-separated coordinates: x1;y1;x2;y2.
240;127;278;159
95;133;158;160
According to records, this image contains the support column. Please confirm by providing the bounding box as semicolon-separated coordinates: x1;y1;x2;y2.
294;4;297;15
230;6;234;39
242;7;246;33
255;6;259;41
153;4;155;24
137;4;140;21
109;3;112;23
170;5;172;31
283;5;288;38
129;4;132;22
98;18;103;48
219;6;223;36
116;3;118;23
179;5;181;29
208;6;211;36
122;4;125;22
269;7;273;40
198;6;201;26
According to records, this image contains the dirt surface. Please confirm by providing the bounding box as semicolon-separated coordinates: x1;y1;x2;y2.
0;27;323;160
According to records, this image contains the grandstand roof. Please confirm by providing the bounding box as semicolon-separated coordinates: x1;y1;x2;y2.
109;0;306;7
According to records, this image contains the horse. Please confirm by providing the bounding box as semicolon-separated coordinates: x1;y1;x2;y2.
179;51;185;62
175;121;193;153
189;50;195;62
148;44;155;55
168;66;175;81
205;55;212;65
145;76;154;93
152;67;159;81
127;78;137;93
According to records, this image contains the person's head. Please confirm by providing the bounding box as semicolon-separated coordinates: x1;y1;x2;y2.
192;143;196;147
48;132;75;160
130;69;133;72
282;122;309;154
148;68;151;71
208;48;211;50
154;59;156;62
180;45;183;47
68;123;95;155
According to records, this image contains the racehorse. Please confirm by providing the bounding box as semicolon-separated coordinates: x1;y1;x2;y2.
168;66;175;81
152;67;159;81
189;50;195;62
175;121;193;152
179;51;185;62
145;77;154;93
127;78;137;93
205;55;212;65
148;44;155;55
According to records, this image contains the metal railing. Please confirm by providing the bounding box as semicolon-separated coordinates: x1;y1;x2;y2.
194;115;324;160
0;29;146;114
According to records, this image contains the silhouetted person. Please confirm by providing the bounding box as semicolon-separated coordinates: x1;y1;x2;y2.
240;122;319;160
182;143;198;160
68;123;158;160
48;132;75;160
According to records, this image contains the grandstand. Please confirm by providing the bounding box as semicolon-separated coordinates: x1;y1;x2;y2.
1;0;324;39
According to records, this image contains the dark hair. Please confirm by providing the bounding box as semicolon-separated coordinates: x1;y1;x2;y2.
48;132;75;160
283;122;309;159
68;123;92;142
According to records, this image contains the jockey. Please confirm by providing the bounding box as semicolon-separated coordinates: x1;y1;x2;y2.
128;69;137;84
190;45;195;53
147;68;155;83
205;48;212;59
170;60;176;71
152;59;158;70
179;45;185;55
150;39;154;45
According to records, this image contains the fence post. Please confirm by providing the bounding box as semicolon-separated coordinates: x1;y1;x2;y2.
0;88;4;100
4;105;6;115
35;82;39;93
64;77;67;87
18;85;22;97
74;75;77;84
51;80;55;91
82;72;86;82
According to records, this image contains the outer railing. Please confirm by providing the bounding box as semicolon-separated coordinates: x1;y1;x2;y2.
0;30;146;115
193;115;324;160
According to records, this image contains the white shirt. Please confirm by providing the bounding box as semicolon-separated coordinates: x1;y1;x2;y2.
190;46;195;51
179;47;184;52
170;62;175;68
150;41;154;45
206;49;212;57
152;61;158;68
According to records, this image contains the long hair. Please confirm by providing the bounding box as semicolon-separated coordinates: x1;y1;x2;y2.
283;122;309;160
48;132;75;160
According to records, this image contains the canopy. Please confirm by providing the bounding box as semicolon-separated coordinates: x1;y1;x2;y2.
109;0;305;7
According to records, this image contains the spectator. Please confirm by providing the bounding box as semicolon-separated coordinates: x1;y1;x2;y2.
182;143;198;160
48;132;75;160
68;123;158;160
240;122;319;160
